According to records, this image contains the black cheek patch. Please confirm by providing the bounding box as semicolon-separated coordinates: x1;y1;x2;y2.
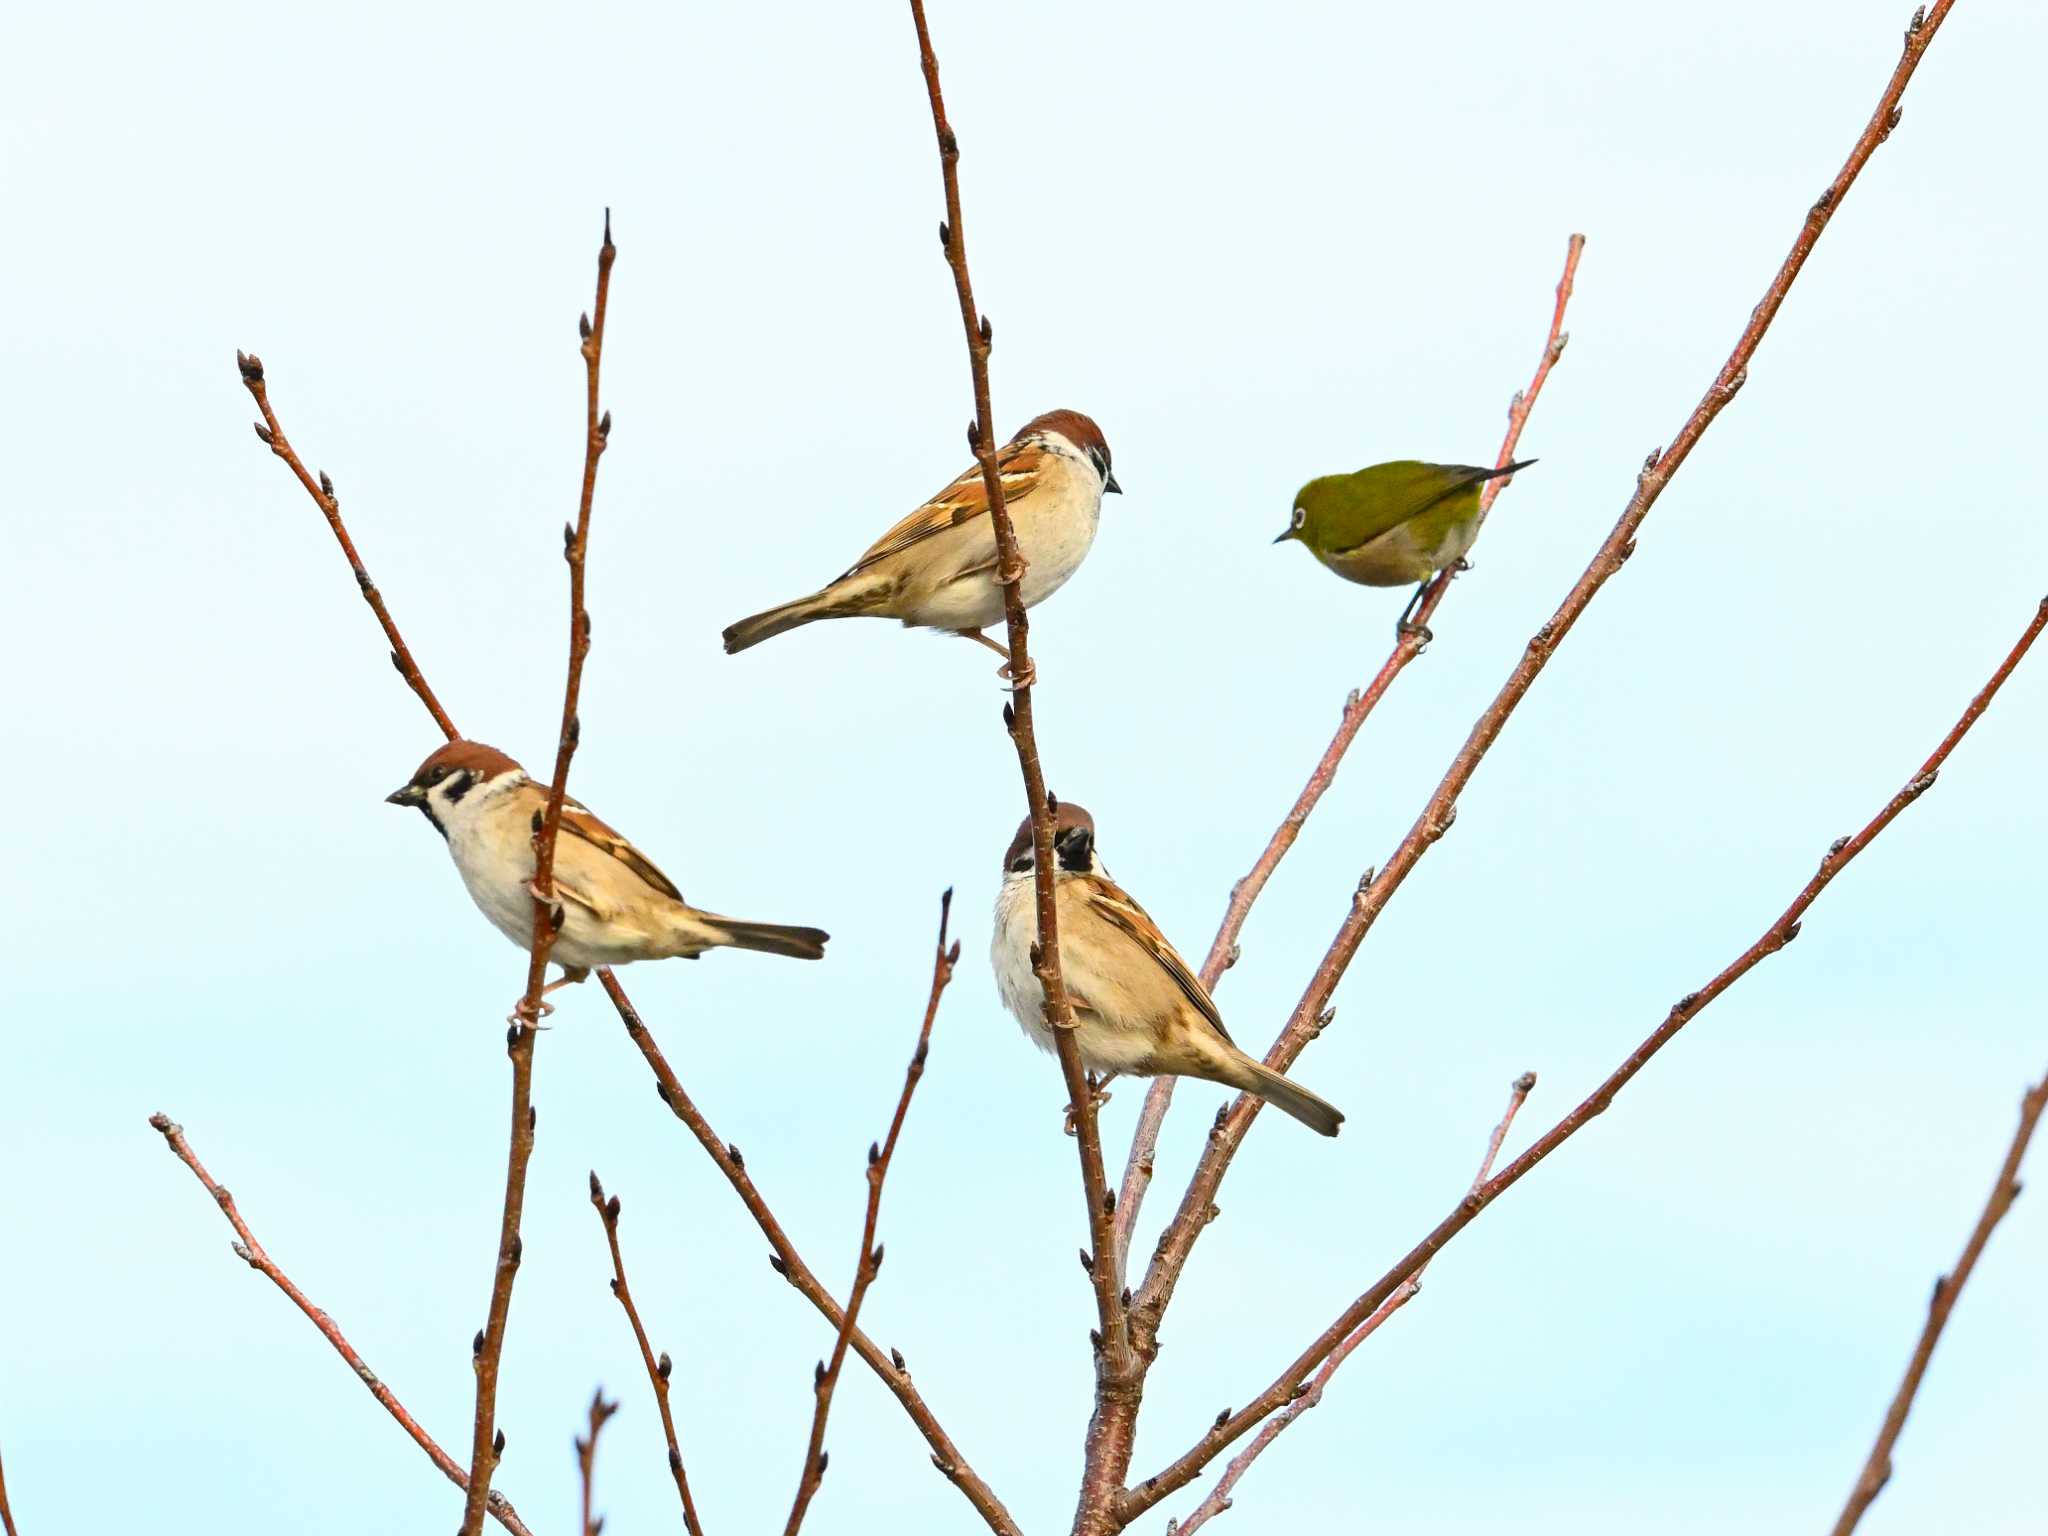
442;770;475;805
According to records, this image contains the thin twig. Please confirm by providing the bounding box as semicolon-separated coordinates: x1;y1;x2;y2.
784;892;962;1536
145;1113;535;1536
1127;0;1964;1380
903;8;1134;1530
461;211;618;1536
234;352;458;740
1830;1070;2048;1535
599;969;1021;1536
1168;1073;1536;1535
0;1434;19;1536
1121;588;2045;1521
1112;235;1583;1266
589;1175;707;1536
575;1389;620;1536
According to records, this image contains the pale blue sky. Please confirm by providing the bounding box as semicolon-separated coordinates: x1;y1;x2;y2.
5;2;2044;1533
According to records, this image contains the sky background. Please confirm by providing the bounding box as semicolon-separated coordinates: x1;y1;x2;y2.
5;2;2045;1532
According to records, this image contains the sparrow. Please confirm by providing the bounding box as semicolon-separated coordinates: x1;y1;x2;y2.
722;409;1119;676
991;802;1343;1136
1275;458;1535;634
387;740;828;999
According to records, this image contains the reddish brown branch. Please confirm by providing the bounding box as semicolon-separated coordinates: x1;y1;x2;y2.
589;1174;707;1536
904;7;1133;1528
599;968;1020;1536
145;1113;535;1536
1831;1070;2048;1535
575;1389;620;1536
784;892;961;1536
234;352;459;740
0;1434;18;1536
1127;1;1963;1380
1122;588;2044;1522
1167;1073;1536;1535
1113;234;1583;1263
462;212;618;1536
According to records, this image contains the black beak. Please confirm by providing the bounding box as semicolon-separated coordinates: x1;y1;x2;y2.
1272;529;1294;544
1105;473;1122;495
386;784;425;807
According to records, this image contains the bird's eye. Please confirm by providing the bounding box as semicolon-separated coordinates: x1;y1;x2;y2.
1291;506;1306;530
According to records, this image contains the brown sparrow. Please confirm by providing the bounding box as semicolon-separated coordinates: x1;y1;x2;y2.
721;409;1119;668
387;741;828;996
991;803;1343;1136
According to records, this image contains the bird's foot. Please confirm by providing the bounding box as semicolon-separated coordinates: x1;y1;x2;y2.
1396;619;1434;645
952;627;1034;688
524;879;568;927
507;997;556;1028
998;656;1038;692
1062;1074;1115;1135
1452;556;1473;573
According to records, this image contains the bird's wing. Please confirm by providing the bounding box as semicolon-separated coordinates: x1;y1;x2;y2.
837;438;1046;580
1321;461;1495;554
1080;875;1234;1045
552;797;686;904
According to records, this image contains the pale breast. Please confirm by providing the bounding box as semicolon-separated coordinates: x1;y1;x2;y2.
1321;523;1436;586
1009;453;1103;606
991;875;1047;1042
991;873;1184;1077
447;805;544;952
907;451;1103;629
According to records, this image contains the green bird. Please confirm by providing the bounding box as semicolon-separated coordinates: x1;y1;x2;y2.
1275;458;1535;634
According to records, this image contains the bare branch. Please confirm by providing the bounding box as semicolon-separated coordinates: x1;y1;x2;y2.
1113;234;1583;1264
1831;1070;2048;1535
589;1174;707;1536
599;969;1021;1536
145;1113;534;1536
785;892;962;1536
1168;1073;1536;1534
234;351;459;740
1122;589;2045;1522
0;1433;20;1536
462;210;618;1536
904;6;1134;1526
575;1389;621;1536
1128;0;1965;1376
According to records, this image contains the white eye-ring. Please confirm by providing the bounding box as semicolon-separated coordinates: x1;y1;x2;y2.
1290;506;1306;530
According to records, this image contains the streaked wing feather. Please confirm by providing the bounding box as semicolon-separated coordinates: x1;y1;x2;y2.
839;441;1045;578
556;799;685;903
1085;880;1233;1044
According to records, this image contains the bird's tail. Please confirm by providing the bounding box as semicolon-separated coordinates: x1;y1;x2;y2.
697;915;830;961
723;579;884;655
1220;1052;1345;1137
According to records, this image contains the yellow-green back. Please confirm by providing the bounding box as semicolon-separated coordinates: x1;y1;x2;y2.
1287;461;1492;554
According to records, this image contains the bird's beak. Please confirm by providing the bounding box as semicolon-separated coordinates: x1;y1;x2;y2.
386;783;425;807
1272;528;1294;544
1105;473;1123;495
